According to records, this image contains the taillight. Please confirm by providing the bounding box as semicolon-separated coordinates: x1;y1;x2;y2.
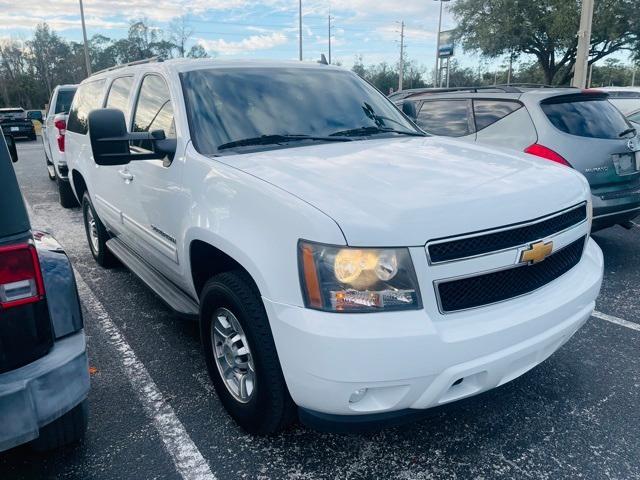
54;118;66;152
0;244;45;309
524;143;572;167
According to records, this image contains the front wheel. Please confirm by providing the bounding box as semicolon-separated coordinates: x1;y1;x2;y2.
82;192;118;268
200;271;296;434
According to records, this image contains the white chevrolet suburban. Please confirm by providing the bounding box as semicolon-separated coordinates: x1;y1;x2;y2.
65;59;603;434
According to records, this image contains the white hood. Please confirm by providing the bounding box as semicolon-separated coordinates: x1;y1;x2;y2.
218;137;590;246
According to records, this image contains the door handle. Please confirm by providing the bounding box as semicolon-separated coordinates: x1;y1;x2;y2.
118;169;134;183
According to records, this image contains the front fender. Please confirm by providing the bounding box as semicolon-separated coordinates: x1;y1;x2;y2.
182;150;346;306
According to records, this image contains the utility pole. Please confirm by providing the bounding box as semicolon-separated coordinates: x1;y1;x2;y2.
398;21;405;91
434;1;444;86
632;67;636;87
328;14;332;64
572;0;594;88
507;53;513;85
298;0;303;61
79;0;91;76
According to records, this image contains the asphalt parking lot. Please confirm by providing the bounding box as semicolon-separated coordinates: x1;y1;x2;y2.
1;139;639;480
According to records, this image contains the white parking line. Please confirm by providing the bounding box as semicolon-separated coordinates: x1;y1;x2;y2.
75;274;216;480
593;310;640;332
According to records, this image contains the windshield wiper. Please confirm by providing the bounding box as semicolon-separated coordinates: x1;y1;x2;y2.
329;126;425;137
619;127;637;138
217;134;352;151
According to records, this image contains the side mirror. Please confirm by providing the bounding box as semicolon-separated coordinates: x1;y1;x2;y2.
402;100;417;119
27;111;43;122
4;135;18;163
88;108;174;166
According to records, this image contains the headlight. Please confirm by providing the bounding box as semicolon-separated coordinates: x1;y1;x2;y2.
298;241;422;312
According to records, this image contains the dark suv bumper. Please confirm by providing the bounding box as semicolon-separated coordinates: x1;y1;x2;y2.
0;331;89;452
592;187;640;230
1;124;36;139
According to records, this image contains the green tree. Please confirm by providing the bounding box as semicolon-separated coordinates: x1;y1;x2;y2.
451;0;640;85
187;44;209;58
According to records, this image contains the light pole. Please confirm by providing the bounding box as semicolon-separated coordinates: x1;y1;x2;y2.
398;21;405;91
79;0;91;76
298;0;303;61
572;0;594;88
433;0;451;87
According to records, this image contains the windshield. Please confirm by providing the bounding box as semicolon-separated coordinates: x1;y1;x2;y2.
181;67;421;155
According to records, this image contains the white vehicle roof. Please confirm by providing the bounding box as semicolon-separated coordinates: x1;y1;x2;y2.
85;58;343;83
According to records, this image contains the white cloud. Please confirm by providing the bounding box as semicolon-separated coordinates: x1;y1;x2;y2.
197;32;288;55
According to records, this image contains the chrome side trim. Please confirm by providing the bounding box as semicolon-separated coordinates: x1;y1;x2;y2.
593;205;640;219
426;202;587;265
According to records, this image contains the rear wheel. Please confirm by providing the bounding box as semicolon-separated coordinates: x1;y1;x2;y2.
57;173;79;208
82;192;118;268
31;399;88;452
200;271;296;434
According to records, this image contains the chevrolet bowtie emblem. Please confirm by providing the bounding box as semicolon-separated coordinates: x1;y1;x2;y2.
520;240;553;264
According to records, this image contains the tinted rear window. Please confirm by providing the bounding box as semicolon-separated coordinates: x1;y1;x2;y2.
541;95;631;139
67;80;105;135
473;100;522;131
55;89;76;114
417;100;471;137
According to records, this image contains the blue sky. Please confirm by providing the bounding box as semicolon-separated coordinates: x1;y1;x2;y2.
0;0;490;72
0;0;632;76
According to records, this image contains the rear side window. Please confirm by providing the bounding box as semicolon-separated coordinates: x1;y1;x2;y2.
541;95;631;139
473;100;522;131
105;77;134;120
55;90;76;114
417;100;471;137
132;75;175;151
67;80;106;135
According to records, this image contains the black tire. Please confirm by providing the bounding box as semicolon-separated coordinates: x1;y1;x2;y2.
31;399;88;452
200;271;296;435
82;192;118;268
57;174;79;208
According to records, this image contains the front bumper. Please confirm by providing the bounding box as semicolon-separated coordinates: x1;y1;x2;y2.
0;331;89;452
266;239;603;417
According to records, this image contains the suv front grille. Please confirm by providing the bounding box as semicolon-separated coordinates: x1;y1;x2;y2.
428;204;587;263
436;236;586;313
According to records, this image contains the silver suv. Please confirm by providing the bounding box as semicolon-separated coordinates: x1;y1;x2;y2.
395;86;640;230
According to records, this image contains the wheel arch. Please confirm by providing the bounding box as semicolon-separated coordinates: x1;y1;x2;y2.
71;169;88;203
187;234;266;300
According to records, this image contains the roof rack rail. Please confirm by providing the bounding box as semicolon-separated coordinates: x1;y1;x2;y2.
91;56;164;77
402;85;522;98
496;83;576;89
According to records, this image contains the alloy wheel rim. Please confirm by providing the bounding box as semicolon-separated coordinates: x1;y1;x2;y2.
211;307;256;403
86;208;100;254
